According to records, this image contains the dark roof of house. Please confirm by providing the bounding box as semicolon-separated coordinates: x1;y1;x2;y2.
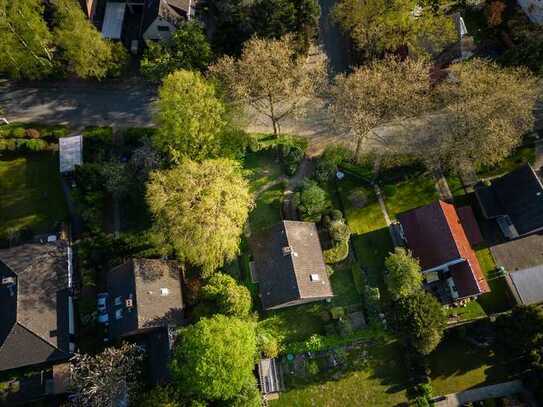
491;233;543;272
508;265;543;305
398;201;489;298
253;221;333;309
0;243;71;372
106;259;184;339
475;164;543;236
142;0;189;32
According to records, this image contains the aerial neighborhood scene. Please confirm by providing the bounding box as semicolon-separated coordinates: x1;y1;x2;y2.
2;0;543;405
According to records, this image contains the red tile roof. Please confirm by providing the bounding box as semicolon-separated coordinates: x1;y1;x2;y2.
399;201;489;298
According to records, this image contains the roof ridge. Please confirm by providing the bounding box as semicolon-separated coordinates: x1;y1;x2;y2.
16;322;67;355
282;221;303;300
438;200;463;261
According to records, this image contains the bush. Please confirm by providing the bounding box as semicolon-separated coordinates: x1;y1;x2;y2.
22;139;48;151
25;128;41;139
349;187;369;208
306;360;319;376
323;239;349;264
107;41;130;78
338;318;353;336
314;145;352;184
329;209;343;221
320;310;331;321
0;139;17;151
330;306;345;319
325;265;334;276
328;219;351;244
257;331;280;358
11;127;25;138
293;179;330;222
364;285;382;325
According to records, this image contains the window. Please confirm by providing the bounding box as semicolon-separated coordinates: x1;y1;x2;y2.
160;288;170;296
157;25;170;32
114;296;122;306
115;309;123;320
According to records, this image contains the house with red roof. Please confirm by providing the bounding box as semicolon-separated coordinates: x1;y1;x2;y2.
398;200;490;304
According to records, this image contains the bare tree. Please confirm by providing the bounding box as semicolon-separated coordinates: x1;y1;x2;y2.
69;342;144;407
209;35;326;136
329;56;436;160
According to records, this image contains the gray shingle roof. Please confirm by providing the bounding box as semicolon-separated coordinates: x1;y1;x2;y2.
508;265;543;305
254;221;333;309
106;259;184;339
0;242;70;372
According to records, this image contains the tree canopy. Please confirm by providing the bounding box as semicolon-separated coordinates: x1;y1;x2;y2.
154;70;227;161
426;59;537;173
385;248;423;301
393;291;445;355
333;0;455;60
199;273;252;317
146;158;253;275
0;0;54;79
210;35;325;136
170;315;258;402
53;0;121;79
141;21;212;81
330;57;434;159
294;179;331;222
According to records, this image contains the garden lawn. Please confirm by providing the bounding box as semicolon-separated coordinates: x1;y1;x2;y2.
381;173;439;220
249;185;283;232
271;338;408;407
476;248;511;314
337;176;386;234
329;263;362;307
244;150;283;193
0;153;68;239
351;229;393;289
429;334;509;395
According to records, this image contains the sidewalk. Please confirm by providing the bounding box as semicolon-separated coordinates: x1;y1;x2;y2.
434;380;525;407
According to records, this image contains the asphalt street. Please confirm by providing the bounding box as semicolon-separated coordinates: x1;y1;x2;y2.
0;79;157;128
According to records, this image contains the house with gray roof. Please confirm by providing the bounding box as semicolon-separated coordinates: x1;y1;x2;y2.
475;164;543;239
142;0;196;41
104;258;184;384
0;242;74;374
252;221;334;310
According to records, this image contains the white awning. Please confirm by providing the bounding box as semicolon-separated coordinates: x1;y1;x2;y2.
101;2;126;40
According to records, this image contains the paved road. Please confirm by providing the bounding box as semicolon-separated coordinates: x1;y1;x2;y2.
0;80;156;127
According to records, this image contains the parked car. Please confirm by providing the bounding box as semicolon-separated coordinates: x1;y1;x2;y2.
97;293;109;324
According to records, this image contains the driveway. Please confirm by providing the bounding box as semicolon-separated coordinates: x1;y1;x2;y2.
0;80;156;127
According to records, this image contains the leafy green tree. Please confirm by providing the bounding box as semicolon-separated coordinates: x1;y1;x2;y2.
146;158;253;275
293;179;331;222
385;248;423;301
154;70;226;161
333;0;455;60
0;0;54;79
393;291;445;355
141;21;212;81
200;273;252;317
170;315;258;402
53;0;121;79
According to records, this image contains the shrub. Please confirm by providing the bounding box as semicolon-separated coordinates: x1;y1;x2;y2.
328;219;351;245
304;334;323;352
329;209;343;221
349;187;368;208
320;310;331;321
330;306;345;319
11;127;25;138
257;331;280;358
107;41;130;78
325;265;334;276
314;145;352;184
0;139;16;151
364;285;382;326
293;180;330;222
23;139;48;151
323;239;349;264
306;360;319;376
338;318;353;336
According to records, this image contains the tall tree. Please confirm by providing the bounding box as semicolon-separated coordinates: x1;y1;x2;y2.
330;57;435;159
154;70;227;161
385;248;423;301
170;315;258;403
0;0;54;79
141;21;212;81
333;0;455;60
428;59;537;173
70;342;144;407
393;291;445;355
146;158;253;275
53;0;119;79
199;272;252;317
210;35;325;136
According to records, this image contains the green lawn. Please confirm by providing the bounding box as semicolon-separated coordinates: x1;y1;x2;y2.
430;334;509;395
476;248;511;314
271;338;408;407
243;150;283;193
249;185;283;232
329;263;362;307
0;153;68;239
381;173;439;220
351;229;393;289
337;176;386;234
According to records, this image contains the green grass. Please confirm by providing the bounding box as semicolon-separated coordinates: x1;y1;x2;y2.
476;248;511;314
243;150;283;193
0;153;68;239
382;173;439;220
351;229;393;289
337;176;386;234
271;338;408;407
447;300;486;321
429;333;509;395
329;263;363;307
264;303;327;344
478;145;535;180
446;175;465;197
249;185;283;232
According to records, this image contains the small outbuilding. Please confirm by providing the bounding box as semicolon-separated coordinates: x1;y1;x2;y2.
252;221;333;310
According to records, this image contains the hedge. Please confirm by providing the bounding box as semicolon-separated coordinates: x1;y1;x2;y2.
351;264;382;326
323;239;349;264
0;138;50;152
0;124;67;139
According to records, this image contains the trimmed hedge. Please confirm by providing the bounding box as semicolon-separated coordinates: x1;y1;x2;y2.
0;124;68;139
0;138;50;152
351;264;382;326
323;239;349;264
